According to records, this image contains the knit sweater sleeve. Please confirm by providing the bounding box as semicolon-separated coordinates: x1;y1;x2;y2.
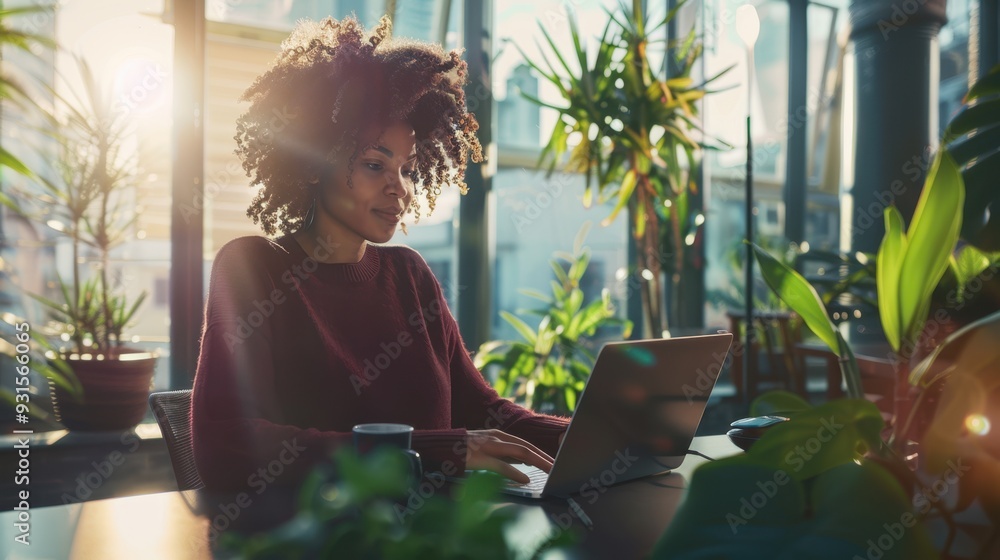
190;237;350;492
429;272;570;458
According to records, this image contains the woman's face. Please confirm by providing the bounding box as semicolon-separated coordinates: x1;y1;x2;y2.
314;120;417;246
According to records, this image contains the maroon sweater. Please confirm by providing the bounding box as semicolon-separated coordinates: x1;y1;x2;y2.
190;235;569;492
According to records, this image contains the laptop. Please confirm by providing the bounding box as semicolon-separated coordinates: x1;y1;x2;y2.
462;333;733;499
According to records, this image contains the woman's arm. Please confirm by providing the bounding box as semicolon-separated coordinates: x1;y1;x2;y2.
429;272;570;464
447;336;570;457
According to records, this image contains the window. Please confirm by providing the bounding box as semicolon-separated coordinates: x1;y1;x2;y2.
1;0;175;393
702;0;790;326
491;0;630;343
206;0;459;45
939;0;980;132
154;276;170;307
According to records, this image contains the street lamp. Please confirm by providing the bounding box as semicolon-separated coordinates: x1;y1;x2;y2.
737;4;759;403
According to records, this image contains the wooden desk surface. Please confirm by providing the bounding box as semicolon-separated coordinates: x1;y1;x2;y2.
0;435;740;560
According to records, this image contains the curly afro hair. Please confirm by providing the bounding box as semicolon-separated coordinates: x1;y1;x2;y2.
235;14;484;236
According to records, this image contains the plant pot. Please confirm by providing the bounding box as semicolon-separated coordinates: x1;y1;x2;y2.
901;315;961;444
49;348;158;431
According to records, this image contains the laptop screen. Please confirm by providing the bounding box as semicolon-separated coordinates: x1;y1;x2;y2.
543;333;733;497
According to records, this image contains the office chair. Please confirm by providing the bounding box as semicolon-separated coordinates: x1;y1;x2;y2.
148;390;205;491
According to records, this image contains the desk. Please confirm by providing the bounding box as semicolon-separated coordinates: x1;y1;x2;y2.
0;436;739;560
0;423;178;511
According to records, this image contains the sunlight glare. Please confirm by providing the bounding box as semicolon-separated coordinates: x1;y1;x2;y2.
965;414;991;436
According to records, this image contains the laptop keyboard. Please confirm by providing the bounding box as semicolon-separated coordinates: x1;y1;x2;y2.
507;464;548;492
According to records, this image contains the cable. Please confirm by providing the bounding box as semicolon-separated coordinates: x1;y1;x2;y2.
686;449;716;461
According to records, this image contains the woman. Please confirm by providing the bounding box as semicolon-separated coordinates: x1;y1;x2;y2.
191;15;569;494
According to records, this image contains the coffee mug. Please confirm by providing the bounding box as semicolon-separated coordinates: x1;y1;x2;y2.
352;423;423;481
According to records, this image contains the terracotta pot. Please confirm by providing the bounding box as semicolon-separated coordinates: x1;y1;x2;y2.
49;348;158;431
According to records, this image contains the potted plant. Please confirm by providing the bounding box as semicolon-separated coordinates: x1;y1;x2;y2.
1;56;155;431
518;0;731;337
217;446;578;559
652;154;958;558
0;4;84;429
654;65;1000;553
474;224;632;415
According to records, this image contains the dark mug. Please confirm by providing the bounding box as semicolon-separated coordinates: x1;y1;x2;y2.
352;423;423;482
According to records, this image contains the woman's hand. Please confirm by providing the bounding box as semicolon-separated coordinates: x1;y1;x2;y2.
465;429;554;484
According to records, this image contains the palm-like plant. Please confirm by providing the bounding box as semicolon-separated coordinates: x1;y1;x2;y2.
475;225;632;415
0;4;82;420
2;56;146;356
0;4;55;179
517;0;731;337
947;64;1000;250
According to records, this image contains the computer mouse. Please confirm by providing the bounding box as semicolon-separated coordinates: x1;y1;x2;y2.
727;415;790;451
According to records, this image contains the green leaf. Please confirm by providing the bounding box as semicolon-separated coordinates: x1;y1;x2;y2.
117;290;148;328
500;311;538;345
747;399;885;480
564;385;578;412
517;288;552;304
654;458;935;560
965;64;1000;101
516;89;568;112
946;122;1000;164
601;168;636;227
909;308;1000;387
635;199;648;239
0;146;35;178
550;279;566;302
877;207;907;351
837;333;864;400
538;19;578;84
751;243;839;352
950;244;994;298
750;390;811;417
567;252;590;286
898;150;965;346
38;360;80;395
946;97;1000;137
565;289;584;317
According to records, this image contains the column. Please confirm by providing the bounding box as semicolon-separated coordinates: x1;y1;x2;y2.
457;0;494;348
848;0;948;253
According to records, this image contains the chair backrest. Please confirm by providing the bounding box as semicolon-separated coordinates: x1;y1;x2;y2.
148;390;204;491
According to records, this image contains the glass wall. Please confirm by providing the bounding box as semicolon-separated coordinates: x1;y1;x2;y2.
1;1;175;404
491;0;630;342
939;0;980;132
6;0;987;399
207;0;460;44
203;0;463;306
382;0;463;309
701;0;791;328
804;1;845;249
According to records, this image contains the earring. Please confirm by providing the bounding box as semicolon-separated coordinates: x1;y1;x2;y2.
303;198;317;230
